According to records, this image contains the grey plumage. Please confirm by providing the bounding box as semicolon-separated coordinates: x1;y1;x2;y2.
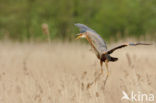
75;23;97;33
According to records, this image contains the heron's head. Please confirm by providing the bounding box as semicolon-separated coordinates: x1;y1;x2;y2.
75;23;90;40
76;33;87;40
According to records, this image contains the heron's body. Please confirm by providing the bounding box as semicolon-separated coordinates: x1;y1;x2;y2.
75;24;118;63
75;23;151;88
86;31;117;62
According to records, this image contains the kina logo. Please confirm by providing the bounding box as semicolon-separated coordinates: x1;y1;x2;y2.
121;91;155;102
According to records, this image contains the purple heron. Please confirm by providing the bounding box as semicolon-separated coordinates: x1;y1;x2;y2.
75;23;151;87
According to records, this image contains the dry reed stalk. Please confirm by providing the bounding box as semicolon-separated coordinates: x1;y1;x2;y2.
42;23;51;49
126;53;132;66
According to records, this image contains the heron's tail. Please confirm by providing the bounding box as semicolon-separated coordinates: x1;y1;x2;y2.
110;56;118;62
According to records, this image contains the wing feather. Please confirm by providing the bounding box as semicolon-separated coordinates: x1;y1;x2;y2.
107;43;152;54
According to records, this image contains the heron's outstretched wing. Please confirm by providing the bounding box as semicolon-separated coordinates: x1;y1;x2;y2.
75;23;97;33
107;43;152;54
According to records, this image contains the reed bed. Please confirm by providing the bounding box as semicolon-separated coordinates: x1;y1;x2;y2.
0;41;155;103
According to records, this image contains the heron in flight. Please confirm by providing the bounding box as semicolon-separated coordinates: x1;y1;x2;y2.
75;23;151;87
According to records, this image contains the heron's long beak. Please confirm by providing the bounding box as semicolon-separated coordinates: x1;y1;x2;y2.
75;34;82;40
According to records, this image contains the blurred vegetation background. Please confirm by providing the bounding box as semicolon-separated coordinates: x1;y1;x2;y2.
0;0;156;41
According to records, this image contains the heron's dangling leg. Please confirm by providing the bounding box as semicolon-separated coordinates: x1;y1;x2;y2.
94;60;104;81
87;60;103;89
105;60;109;76
103;59;109;90
100;60;104;75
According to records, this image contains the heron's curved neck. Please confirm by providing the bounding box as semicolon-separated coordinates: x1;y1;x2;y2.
86;35;97;52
